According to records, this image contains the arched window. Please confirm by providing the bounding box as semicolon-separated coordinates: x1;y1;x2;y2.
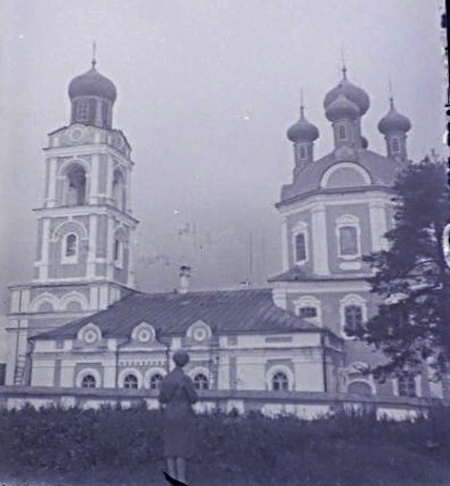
295;233;307;263
193;373;209;390
81;374;96;388
338;125;347;140
344;305;363;335
338;226;359;257
65;164;87;206
114;238;123;268
272;372;289;391
112;169;126;211
398;375;417;397
391;138;400;153
65;234;77;257
123;374;138;389
150;373;163;391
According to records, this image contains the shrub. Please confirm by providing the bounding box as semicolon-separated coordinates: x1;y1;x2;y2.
0;403;449;485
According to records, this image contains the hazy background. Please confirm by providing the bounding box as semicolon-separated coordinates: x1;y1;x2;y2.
0;0;446;332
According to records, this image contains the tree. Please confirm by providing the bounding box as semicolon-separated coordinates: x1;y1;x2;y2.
354;157;450;381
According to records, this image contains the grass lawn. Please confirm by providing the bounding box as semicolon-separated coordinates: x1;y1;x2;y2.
2;447;450;486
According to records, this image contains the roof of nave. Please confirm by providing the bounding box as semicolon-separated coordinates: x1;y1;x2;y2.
279;149;404;206
33;288;321;341
269;266;369;283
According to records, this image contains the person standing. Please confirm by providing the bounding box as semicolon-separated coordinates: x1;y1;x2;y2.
159;350;198;484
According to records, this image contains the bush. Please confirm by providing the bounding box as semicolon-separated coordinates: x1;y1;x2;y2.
0;403;449;485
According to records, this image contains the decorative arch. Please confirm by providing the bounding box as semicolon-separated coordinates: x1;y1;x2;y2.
51;220;88;242
58;158;90;177
186;320;212;343
76;368;101;388
320;162;371;189
60;291;89;312
30;292;60;313
118;368;143;389
131;322;156;344
293;295;322;325
265;365;294;392
77;322;102;345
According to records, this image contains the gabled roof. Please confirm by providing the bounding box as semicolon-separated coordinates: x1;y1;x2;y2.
34;288;320;341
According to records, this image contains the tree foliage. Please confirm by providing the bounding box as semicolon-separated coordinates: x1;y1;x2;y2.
355;157;450;380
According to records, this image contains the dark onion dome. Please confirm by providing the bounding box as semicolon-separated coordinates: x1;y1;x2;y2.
325;93;360;122
323;67;370;116
360;136;369;149
68;61;117;102
377;98;411;134
286;106;319;143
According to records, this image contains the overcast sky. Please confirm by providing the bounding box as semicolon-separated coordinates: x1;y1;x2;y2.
0;0;446;317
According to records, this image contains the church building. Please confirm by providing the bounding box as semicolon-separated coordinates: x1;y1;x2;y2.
5;60;444;402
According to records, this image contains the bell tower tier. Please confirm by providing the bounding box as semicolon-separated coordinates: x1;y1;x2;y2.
5;61;139;386
34;123;138;287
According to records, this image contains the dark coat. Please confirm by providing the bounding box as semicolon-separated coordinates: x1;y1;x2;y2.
159;367;198;458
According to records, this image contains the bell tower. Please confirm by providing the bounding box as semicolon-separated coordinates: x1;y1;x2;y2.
6;57;139;385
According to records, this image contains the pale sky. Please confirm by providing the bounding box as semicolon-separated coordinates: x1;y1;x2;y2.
0;0;446;318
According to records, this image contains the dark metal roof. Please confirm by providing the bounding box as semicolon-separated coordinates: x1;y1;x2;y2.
34;288;320;340
269;266;369;283
279;149;404;205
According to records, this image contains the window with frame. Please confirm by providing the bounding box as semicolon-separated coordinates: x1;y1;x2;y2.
64;234;78;259
123;374;138;389
338;125;347;140
339;225;359;256
295;233;307;262
150;373;163;390
398;375;417;397
81;374;96;388
272;372;289;391
193;373;209;390
299;306;317;318
344;305;363;335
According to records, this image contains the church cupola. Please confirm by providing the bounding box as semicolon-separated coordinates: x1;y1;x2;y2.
68;58;117;129
286;103;319;170
325;93;360;149
324;67;370;150
377;97;411;161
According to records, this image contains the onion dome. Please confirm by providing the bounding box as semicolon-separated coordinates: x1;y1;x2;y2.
377;98;411;134
325;93;360;122
286;106;319;143
68;61;117;102
324;67;370;116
